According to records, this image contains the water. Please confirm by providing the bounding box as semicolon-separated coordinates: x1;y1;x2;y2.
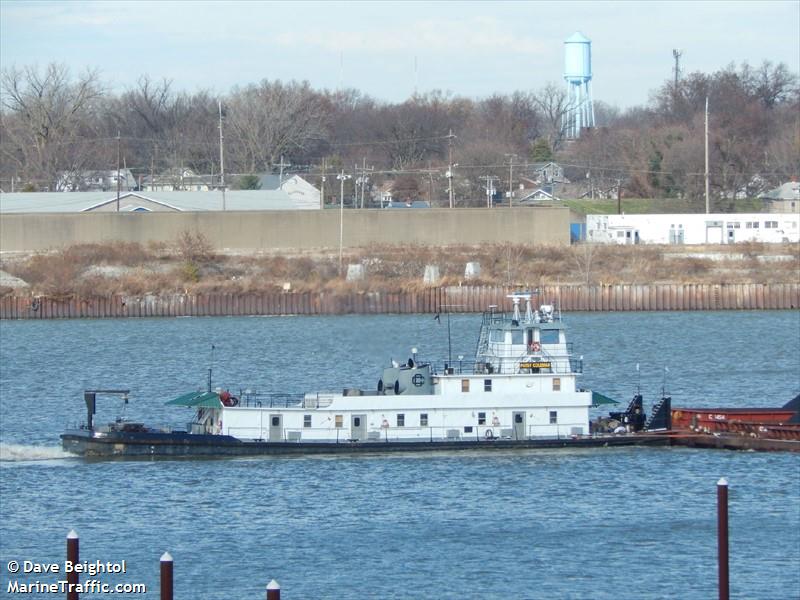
1;312;799;599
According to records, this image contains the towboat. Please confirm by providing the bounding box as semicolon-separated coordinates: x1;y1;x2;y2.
62;293;669;457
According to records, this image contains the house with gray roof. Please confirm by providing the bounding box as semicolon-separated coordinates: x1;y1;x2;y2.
760;181;799;213
258;173;321;209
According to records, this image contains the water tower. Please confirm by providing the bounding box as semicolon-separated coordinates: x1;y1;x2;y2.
563;31;595;138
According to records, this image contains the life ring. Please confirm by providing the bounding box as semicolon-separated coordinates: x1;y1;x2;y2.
485;429;494;439
530;341;541;352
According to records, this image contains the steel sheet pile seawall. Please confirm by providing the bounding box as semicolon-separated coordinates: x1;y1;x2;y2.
2;284;798;319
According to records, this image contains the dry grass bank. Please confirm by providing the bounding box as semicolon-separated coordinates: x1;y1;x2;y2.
1;233;798;298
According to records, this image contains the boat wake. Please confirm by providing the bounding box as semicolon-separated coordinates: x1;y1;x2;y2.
0;442;74;462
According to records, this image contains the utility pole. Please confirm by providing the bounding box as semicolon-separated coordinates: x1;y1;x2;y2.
617;178;622;215
427;162;435;205
705;96;710;214
356;157;373;208
218;100;226;210
479;175;498;208
149;151;155;192
446;129;456;208
337;169;351;275
320;157;327;210
505;154;518;207
116;131;121;211
277;155;291;185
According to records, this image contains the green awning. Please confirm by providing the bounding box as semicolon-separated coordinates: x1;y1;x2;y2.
165;391;221;408
592;391;620;407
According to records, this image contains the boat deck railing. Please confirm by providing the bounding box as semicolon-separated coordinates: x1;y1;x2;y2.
224;421;589;443
235;392;306;408
430;356;582;376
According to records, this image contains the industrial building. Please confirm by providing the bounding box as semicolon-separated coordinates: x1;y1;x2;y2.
586;213;800;245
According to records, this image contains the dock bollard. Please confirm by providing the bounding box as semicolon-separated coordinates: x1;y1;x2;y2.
160;552;173;600
66;530;79;600
717;478;729;600
266;579;281;600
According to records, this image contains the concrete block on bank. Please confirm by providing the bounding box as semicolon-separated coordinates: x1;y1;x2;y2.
423;265;440;285
346;264;366;281
465;262;481;280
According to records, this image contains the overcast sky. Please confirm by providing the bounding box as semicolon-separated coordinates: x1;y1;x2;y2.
1;0;798;108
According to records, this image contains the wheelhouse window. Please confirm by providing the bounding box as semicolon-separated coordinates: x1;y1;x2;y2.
464;426;473;433
552;378;561;392
540;330;559;345
489;329;505;342
303;415;311;428
420;413;428;427
484;379;492;392
335;415;343;428
461;379;470;392
396;414;405;427
549;411;558;424
511;330;523;345
478;412;486;425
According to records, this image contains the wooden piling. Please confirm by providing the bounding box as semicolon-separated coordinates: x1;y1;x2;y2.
266;579;281;600
717;478;729;600
66;529;79;600
160;552;173;600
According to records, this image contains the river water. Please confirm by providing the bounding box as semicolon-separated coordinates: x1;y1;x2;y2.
1;312;798;599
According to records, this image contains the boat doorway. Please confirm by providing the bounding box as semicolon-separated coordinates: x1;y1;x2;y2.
269;414;283;442
513;411;526;440
351;414;366;441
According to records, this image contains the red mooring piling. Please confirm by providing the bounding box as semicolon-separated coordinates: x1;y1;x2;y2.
160;552;173;600
717;478;730;600
66;530;79;600
266;579;281;600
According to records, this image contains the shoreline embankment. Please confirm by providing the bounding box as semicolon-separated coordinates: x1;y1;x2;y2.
2;283;797;319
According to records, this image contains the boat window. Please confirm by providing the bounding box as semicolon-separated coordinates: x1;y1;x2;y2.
420;413;428;426
489;329;505;342
335;415;343;428
553;378;561;392
549;411;558;424
271;416;280;427
303;415;311;428
484;379;492;392
353;417;361;427
511;330;523;345
464;426;473;433
461;379;470;393
540;330;560;345
396;414;405;427
478;412;486;425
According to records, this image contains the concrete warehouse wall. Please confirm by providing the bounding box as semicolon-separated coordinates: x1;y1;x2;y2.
0;207;569;253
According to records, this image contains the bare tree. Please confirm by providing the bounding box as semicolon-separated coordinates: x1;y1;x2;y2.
1;63;104;189
226;80;328;172
531;83;572;152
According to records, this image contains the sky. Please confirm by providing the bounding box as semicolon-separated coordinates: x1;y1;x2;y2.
1;0;798;109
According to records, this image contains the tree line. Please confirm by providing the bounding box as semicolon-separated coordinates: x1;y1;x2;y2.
1;60;797;207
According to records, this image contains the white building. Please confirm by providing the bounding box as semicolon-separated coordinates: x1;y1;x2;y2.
586;213;800;245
